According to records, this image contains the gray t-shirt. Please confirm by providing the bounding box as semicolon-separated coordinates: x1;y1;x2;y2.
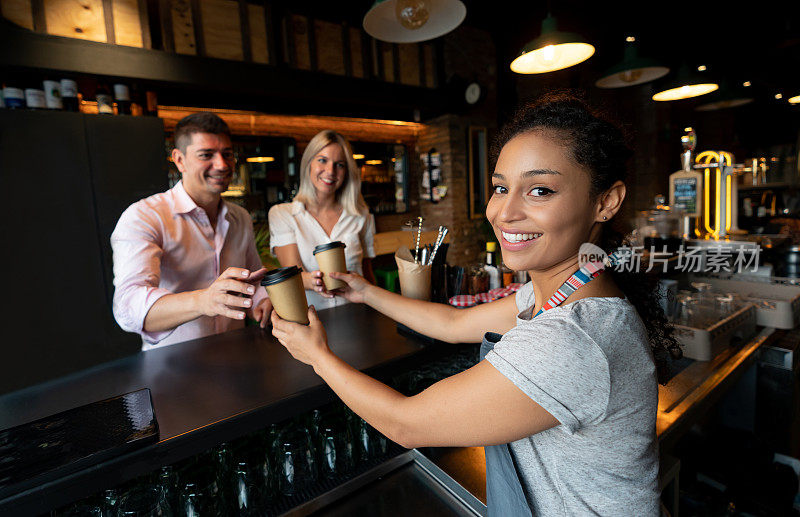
485;281;659;516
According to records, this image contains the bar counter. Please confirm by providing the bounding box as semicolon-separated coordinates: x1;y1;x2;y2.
0;303;455;515
0;303;781;515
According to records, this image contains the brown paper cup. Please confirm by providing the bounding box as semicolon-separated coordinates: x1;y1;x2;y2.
395;246;432;301
314;242;347;290
261;266;309;325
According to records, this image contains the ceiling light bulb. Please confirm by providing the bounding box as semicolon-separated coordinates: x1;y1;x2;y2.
395;0;429;30
789;95;799;104
541;45;558;65
743;81;751;87
626;36;636;42
775;93;783;100
697;65;707;71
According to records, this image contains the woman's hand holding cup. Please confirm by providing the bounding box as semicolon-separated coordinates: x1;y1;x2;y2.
328;271;370;303
303;270;334;298
271;305;331;367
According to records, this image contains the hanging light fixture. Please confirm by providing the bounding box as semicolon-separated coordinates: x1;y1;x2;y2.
695;81;754;111
789;95;800;104
652;64;718;102
510;14;595;74
595;38;669;88
363;0;466;43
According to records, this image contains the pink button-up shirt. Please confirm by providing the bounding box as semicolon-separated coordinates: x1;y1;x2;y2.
111;181;268;350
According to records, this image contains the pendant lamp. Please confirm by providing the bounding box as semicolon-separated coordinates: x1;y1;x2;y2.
510;14;595;74
652;64;718;102
789;95;799;105
695;81;754;111
595;40;669;88
363;0;466;43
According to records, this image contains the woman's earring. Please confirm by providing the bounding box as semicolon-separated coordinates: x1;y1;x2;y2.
602;215;607;221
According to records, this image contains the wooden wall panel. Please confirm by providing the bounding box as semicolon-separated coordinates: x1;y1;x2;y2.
171;0;196;54
201;0;242;60
290;14;310;70
314;19;343;75
112;0;142;47
398;43;419;86
2;0;34;30
349;27;363;79
45;0;107;42
381;42;394;82
248;3;267;64
159;107;424;145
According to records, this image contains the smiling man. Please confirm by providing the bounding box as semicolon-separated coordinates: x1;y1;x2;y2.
111;112;272;350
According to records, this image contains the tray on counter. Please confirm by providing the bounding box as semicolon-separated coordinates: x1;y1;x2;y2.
672;303;758;361
690;273;800;329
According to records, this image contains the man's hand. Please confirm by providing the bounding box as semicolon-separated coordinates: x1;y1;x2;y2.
196;267;263;320
271;306;332;367
252;297;273;328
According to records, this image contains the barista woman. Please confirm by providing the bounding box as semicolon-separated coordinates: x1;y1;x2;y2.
268;130;376;311
271;94;679;516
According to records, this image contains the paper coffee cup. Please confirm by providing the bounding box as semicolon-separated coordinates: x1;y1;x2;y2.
395;247;431;301
261;266;309;325
313;241;347;290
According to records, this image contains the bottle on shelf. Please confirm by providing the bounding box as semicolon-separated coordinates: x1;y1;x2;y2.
113;83;131;115
60;78;79;111
483;241;501;290
24;80;46;110
42;78;63;110
130;84;144;116
95;83;114;115
2;81;25;109
144;90;158;116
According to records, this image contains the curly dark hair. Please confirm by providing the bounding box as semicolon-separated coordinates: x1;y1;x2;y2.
493;90;681;384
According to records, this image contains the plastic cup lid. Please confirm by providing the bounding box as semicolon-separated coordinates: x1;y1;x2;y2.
261;266;302;286
313;241;346;254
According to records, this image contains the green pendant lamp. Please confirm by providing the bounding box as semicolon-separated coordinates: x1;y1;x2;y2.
595;39;669;88
695;81;754;111
653;64;719;101
510;14;595;74
363;0;466;43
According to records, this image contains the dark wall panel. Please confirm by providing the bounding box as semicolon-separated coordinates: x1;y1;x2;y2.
1;110;112;394
0;111;167;394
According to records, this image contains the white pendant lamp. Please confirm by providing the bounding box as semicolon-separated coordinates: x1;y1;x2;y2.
595;39;669;88
653;64;718;102
363;0;466;43
510;14;595;74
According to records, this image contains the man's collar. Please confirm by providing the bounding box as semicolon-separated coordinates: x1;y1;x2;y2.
171;181;198;214
172;181;229;218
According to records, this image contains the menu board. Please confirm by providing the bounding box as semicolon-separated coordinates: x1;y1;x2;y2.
673;177;698;215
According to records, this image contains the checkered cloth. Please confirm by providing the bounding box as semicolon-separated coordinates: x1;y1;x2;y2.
448;283;523;307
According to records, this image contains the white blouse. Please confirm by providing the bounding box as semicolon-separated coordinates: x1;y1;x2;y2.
268;201;376;309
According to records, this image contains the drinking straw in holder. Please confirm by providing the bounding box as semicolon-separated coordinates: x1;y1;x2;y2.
428;226;448;265
414;216;423;264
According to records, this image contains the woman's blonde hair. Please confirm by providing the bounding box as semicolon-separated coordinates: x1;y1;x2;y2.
294;130;368;216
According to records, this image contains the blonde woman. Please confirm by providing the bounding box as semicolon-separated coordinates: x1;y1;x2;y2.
268;130;376;309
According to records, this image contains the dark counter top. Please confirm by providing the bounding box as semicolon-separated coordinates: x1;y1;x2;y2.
0;303;448;515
